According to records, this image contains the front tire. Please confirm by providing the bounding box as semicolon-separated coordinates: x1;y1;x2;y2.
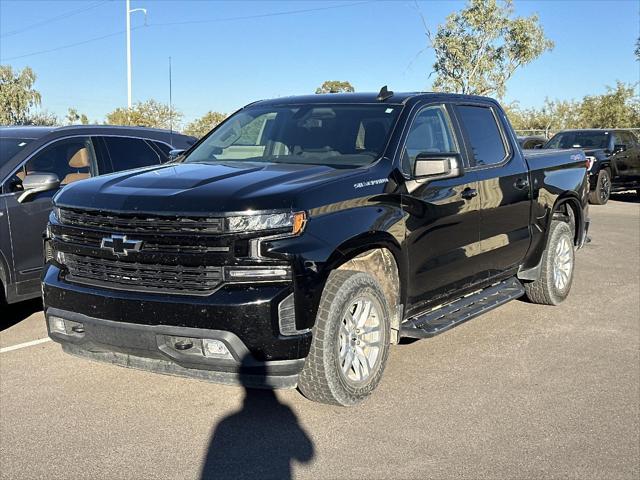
298;270;391;406
524;220;575;305
589;169;611;205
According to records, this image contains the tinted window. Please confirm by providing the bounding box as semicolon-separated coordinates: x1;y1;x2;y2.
17;137;93;187
151;141;172;159
457;105;507;166
104;137;161;171
617;131;636;147
0;138;34;166
545;131;610;149
184;104;401;167
403;106;457;172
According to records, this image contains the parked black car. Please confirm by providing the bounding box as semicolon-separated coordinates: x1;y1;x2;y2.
0;125;196;304
517;135;546;149
544;129;640;204
43;91;589;405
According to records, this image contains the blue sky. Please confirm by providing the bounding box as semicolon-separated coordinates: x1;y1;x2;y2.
1;0;638;125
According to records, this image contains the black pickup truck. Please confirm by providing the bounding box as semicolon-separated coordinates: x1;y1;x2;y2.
544;129;640;204
43;90;590;406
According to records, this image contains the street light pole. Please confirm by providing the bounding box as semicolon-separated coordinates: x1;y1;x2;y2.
126;0;147;109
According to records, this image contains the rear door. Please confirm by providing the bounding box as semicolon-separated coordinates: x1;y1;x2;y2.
5;136;96;288
616;131;640;182
401;103;482;316
453;103;531;280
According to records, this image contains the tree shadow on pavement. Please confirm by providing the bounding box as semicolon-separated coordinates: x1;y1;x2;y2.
200;356;314;480
610;192;640;204
1;298;42;332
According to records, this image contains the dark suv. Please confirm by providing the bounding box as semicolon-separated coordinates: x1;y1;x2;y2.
544;129;640;204
0;125;196;304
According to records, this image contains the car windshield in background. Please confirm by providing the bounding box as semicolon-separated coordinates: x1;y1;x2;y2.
183;104;401;167
545;131;609;149
0;138;34;166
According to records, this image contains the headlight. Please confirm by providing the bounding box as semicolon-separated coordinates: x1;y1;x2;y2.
226;211;306;234
52;206;61;221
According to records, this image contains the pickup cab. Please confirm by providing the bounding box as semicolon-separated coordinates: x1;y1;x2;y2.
43;90;590;406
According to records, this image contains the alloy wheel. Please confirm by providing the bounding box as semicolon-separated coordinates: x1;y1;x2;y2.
338;296;382;384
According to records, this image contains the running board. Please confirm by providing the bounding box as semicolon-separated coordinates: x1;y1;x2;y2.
400;277;525;339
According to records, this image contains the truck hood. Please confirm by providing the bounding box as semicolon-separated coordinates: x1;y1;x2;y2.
54;161;364;214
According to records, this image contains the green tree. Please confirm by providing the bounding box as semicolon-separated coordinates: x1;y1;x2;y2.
23;111;58;126
184;111;227;138
0;65;42;125
65;107;89;125
105;99;182;129
424;0;554;98
315;80;355;94
577;81;640;128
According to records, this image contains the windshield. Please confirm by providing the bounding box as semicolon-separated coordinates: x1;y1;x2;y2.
184;104;401;167
0;137;34;167
545;131;610;150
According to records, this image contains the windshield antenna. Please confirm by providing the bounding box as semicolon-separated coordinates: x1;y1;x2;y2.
377;85;394;101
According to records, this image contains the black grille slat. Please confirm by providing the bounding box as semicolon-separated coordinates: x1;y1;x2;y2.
59;208;224;234
58;232;229;254
64;254;223;294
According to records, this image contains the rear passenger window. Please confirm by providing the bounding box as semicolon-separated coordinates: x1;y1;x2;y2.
103;137;161;171
456;105;507;166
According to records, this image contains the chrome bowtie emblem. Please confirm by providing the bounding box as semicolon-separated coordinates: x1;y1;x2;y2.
100;234;143;256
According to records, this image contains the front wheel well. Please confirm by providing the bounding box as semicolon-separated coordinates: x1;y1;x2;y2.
336;247;401;344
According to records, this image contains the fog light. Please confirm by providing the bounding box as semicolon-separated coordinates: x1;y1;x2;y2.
202;339;232;359
49;316;66;334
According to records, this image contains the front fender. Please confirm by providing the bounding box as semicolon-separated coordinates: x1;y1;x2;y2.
263;198;405;330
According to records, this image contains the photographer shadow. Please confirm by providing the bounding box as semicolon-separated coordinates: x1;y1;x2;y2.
200;356;314;480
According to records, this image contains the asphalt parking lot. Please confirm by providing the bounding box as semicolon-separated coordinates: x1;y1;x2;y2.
1;194;639;480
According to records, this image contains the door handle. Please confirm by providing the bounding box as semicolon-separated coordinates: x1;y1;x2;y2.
514;178;529;190
461;187;478;200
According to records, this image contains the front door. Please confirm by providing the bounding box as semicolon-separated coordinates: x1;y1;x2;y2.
5;136;95;290
453;104;531;279
401;104;482;317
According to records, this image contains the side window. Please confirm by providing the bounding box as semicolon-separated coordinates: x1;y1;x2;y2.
103;137;161;171
15;137;94;189
619;132;636;148
403;105;458;173
151;141;173;160
456;105;508;167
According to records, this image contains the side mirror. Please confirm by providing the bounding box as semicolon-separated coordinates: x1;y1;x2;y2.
168;149;185;161
17;172;60;203
533;144;543;149
413;153;463;180
613;144;627;153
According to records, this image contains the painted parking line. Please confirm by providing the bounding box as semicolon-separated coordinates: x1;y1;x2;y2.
0;337;52;354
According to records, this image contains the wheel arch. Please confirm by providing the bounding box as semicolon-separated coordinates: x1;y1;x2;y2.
323;232;404;343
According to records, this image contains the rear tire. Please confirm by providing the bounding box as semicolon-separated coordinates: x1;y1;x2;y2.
589;169;611;205
524;221;575;305
298;270;390;406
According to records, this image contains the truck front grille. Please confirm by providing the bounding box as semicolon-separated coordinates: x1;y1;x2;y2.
64;253;223;295
59;208;224;234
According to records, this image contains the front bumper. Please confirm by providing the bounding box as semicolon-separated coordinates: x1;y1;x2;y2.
46;307;305;388
43;264;312;386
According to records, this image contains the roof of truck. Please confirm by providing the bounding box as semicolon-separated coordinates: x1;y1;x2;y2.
251;91;497;107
